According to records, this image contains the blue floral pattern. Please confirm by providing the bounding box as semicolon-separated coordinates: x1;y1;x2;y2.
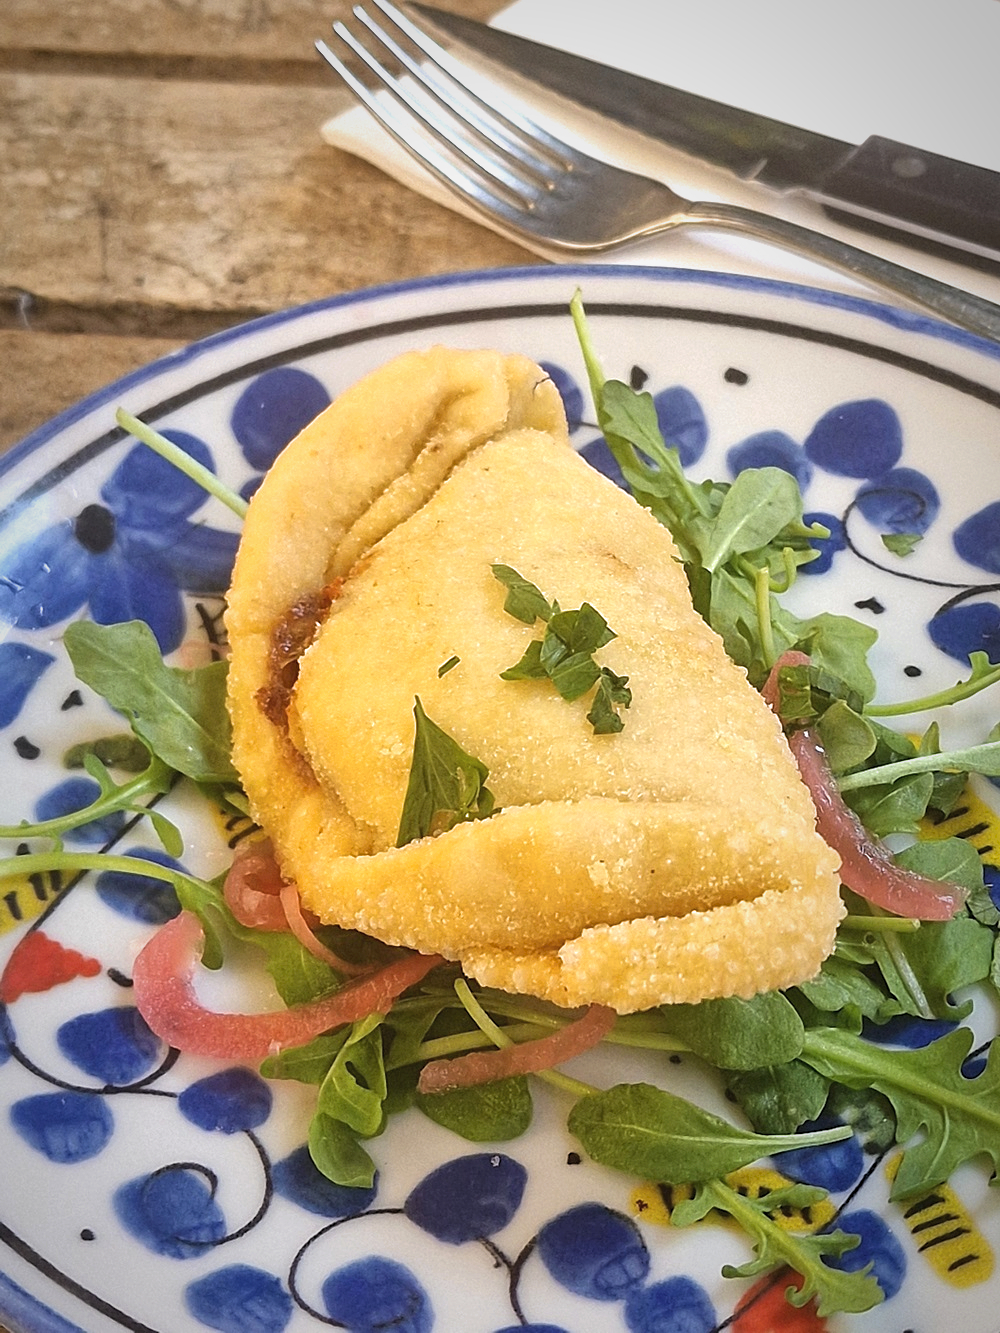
2;270;1000;1333
0;431;238;656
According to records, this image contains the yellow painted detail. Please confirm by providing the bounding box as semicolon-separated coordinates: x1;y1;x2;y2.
919;783;1000;868
0;866;68;936
886;1154;994;1287
630;1165;834;1234
209;804;260;852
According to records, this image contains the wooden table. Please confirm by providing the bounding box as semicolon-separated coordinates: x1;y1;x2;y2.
0;0;539;454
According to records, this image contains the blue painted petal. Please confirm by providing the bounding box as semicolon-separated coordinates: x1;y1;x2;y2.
536;1204;650;1300
96;847;182;924
178;1068;273;1133
403;1153;526;1243
0;1006;13;1066
824;1209;906;1300
0;523;94;629
928;602;1000;666
579;435;627;490
862;1014;956;1048
10;1091;113;1162
772;1117;863;1192
805;399;903;478
88;547;185;655
624;1276;716;1333
539;361;585;431
114;1166;227;1258
137;523;239;594
185;1265;293;1333
57;1005;162;1085
655;385;708;468
855;467;940;535
321;1258;432;1333
727;430;812;489
231;368;332;472
103;433;218;528
272;1144;377;1216
801;510;847;576
0;642;55;726
34;776;127;846
953;501;1000;575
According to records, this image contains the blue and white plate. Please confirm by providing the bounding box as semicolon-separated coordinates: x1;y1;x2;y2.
2;265;1000;1333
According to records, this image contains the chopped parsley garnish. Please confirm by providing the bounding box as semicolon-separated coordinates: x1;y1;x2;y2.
492;564;632;734
395;697;496;846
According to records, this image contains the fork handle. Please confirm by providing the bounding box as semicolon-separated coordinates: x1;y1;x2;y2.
686;200;1000;343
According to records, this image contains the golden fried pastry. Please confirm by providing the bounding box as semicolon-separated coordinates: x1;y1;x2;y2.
225;346;843;1012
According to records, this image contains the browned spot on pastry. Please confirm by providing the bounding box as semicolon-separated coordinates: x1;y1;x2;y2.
256;579;343;727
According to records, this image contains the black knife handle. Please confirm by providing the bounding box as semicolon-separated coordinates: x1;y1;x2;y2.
818;136;1000;255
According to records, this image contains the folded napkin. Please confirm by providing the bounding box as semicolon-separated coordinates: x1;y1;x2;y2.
321;0;1000;308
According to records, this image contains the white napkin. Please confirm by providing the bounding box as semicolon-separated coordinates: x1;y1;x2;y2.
321;0;1000;310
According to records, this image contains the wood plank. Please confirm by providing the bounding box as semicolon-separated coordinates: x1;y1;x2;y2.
0;69;537;324
0;329;185;452
0;0;506;62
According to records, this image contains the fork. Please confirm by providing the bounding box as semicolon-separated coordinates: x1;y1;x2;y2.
317;0;1000;344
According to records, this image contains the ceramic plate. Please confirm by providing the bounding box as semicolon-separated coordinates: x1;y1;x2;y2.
2;265;1000;1333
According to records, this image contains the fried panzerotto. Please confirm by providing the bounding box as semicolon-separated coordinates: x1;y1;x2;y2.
225;346;843;1012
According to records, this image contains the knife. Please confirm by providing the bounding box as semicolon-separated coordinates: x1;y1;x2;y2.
413;4;1000;271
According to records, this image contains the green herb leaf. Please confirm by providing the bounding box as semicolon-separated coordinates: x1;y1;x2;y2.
724;1060;830;1135
674;1179;883;1316
881;532;922;556
801;1026;1000;1198
490;564;554;623
416;1076;533;1141
493;567;630;732
658;991;804;1071
63;733;151;772
396;698;496;847
316;1018;388;1138
63;619;238;786
308;1111;377;1189
568;1082;850;1184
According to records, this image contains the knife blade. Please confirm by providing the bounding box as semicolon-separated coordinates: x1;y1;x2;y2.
413;4;1000;270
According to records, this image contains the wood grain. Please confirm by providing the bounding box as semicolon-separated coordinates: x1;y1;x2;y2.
0;0;505;61
0;0;539;450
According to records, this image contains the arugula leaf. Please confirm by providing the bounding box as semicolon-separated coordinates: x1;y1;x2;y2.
696;468;805;574
724;1061;830;1136
64;619;237;786
316;1018;388;1138
567;1082;850;1184
881;531;922;556
800;1026;1000;1198
63;733;151;772
261;1031;350;1085
657;991;804;1071
308;1111;377;1189
416;1076;533;1141
396;698;496;846
672;1180;883;1316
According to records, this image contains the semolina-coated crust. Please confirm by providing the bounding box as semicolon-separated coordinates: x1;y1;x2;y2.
225;345;843;1013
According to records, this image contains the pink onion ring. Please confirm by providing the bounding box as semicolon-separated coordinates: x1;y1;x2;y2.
417;1003;616;1094
133;910;442;1059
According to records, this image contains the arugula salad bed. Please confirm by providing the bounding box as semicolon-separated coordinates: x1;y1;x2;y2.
5;297;1000;1320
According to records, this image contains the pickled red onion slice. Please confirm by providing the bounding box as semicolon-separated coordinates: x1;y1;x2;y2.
417;1003;616;1094
133;910;442;1059
788;728;965;921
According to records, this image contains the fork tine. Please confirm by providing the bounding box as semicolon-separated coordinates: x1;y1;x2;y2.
334;10;546;198
361;0;580;174
316;32;531;227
